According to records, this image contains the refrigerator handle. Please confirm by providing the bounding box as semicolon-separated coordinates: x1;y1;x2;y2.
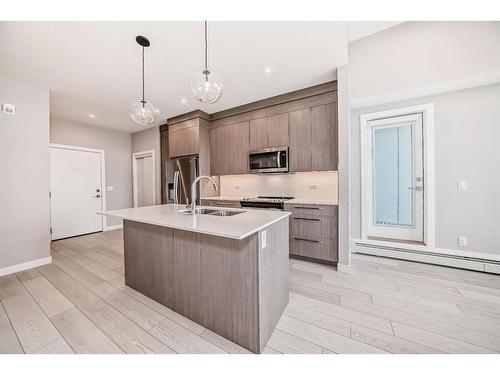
173;171;180;205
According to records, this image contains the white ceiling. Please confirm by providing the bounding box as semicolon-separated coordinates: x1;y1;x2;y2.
0;21;401;133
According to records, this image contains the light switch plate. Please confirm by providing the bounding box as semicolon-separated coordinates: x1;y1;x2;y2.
457;180;467;191
106;186;114;192
458;236;468;247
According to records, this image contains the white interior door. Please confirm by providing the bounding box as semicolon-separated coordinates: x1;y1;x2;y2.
50;146;103;240
366;113;424;242
133;151;155;207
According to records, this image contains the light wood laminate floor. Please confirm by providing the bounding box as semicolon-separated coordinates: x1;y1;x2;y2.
1;229;500;354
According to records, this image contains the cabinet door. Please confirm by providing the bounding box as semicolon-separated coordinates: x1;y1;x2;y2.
289;108;312;172
210;125;230;175
311;103;337;171
267;113;289;148
249;117;268;150
168;119;199;158
229;121;250;174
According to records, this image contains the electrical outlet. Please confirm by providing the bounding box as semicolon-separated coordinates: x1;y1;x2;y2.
457;180;467;191
309;184;318;190
458;236;468;247
1;103;16;115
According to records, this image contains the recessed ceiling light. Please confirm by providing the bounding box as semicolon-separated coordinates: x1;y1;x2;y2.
264;66;272;73
181;98;187;104
88;113;96;118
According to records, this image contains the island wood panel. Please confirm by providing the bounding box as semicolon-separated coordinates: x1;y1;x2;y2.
122;218;289;353
123;221;175;308
258;218;290;351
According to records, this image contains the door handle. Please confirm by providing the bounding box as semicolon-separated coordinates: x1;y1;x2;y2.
408;186;423;191
94;194;101;198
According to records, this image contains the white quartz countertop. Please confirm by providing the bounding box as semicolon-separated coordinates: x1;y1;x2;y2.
101;204;290;240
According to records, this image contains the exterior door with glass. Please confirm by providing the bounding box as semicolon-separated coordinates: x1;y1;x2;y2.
366;113;424;242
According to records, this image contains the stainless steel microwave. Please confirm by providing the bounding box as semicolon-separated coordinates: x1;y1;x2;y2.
249;147;289;173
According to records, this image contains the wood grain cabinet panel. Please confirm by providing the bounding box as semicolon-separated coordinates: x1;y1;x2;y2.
290;215;336;239
289;108;312;172
289;236;337;262
230;121;250;174
210;122;249;175
168;119;200;158
311;103;338;171
209;125;230;175
249;117;268;150
267;113;289;148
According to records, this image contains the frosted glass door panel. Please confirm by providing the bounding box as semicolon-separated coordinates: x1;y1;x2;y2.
373;125;413;226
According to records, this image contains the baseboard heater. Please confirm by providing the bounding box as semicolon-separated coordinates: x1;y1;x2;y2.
352;241;500;274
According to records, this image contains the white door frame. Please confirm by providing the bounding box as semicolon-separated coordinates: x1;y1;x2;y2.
132;149;156;207
360;103;435;248
49;143;108;231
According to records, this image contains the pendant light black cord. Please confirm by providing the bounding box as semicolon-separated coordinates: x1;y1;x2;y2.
142;46;145;104
204;21;208;72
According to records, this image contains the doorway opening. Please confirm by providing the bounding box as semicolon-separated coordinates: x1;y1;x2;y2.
360;104;435;247
49;144;106;240
132;149;156;207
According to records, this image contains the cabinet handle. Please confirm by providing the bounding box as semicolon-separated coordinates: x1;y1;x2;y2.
293;237;324;244
294;217;321;222
294;206;321;210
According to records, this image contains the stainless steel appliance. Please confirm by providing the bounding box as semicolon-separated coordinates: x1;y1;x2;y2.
240;196;294;210
249;147;289;173
172;156;200;205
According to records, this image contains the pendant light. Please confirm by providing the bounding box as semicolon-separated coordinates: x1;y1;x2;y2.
129;36;157;126
191;21;224;104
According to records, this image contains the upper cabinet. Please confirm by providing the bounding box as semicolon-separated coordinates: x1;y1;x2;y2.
249;113;289;150
289;103;338;172
168;118;199;158
167;82;338;177
210;121;249;175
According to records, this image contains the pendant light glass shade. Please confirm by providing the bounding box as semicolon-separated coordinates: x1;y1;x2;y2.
191;21;223;104
130;35;157;126
129;100;156;126
191;70;223;104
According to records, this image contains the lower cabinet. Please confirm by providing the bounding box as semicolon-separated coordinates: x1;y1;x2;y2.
284;203;338;263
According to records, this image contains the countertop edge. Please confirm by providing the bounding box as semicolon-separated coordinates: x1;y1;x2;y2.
100;211;291;240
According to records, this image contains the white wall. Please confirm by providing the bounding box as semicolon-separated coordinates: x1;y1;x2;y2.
218;171;338;201
348;22;500;257
131;126;161;205
349;21;500;108
0;77;51;272
50;118;133;226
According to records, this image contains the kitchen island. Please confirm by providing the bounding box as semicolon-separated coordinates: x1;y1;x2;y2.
101;204;290;353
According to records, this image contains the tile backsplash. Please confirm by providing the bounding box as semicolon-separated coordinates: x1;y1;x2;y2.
218;171;338;201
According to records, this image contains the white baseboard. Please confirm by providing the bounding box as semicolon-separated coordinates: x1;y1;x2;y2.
104;224;123;232
351;239;500;274
0;256;52;277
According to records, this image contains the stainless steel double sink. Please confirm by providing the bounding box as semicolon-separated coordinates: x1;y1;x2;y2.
179;207;246;216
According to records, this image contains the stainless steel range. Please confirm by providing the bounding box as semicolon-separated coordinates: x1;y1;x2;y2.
240;196;294;210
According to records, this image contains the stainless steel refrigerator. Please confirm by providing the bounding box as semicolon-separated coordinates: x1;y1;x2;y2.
169;156;199;205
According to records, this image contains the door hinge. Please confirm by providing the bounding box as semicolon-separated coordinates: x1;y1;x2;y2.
50;228;52;234
49;191;51;198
